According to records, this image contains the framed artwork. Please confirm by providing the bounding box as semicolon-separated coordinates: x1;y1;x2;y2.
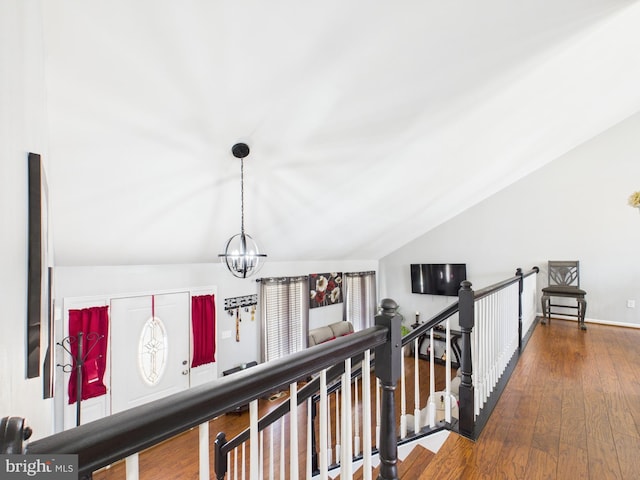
309;272;343;309
27;152;52;388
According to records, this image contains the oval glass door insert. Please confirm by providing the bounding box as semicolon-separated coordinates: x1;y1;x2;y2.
138;316;168;386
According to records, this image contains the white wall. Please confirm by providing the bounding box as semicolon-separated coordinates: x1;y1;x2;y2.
380;112;640;328
0;0;54;440
54;259;377;376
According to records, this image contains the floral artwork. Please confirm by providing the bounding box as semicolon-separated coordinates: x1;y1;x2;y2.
309;272;343;308
628;191;640;208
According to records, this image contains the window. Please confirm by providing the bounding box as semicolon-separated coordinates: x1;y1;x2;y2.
343;271;377;331
259;276;309;362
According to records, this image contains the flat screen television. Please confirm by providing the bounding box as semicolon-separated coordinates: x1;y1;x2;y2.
410;263;467;296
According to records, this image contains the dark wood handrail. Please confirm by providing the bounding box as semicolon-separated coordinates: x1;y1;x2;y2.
401;267;538;347
473;267;538;301
27;325;389;479
402;302;460;347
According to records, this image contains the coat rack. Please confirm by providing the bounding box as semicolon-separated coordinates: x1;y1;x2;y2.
57;332;104;427
224;294;257;311
224;295;257;343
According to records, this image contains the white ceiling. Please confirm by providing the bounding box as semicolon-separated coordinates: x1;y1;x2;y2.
42;0;640;266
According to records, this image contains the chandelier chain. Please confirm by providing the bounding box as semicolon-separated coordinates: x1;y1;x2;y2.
240;157;245;235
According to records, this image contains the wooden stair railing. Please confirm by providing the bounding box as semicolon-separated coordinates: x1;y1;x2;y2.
10;322;391;480
214;301;403;480
2;267;539;480
213;267;539;479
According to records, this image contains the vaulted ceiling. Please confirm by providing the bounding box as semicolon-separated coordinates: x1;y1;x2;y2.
43;0;640;266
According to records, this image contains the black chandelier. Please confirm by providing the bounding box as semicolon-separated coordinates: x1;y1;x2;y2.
218;143;267;278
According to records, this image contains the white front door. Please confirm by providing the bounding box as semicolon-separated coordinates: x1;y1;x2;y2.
110;292;190;414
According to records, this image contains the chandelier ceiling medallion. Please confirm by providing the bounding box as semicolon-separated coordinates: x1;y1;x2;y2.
219;143;267;278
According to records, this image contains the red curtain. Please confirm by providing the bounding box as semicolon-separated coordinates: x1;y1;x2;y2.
191;294;216;368
68;306;109;404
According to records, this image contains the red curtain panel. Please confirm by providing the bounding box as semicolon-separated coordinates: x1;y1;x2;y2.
191;294;216;368
68;306;109;404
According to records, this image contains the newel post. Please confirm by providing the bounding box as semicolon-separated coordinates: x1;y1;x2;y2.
214;432;227;480
0;417;32;454
374;298;402;480
516;268;524;351
458;281;475;437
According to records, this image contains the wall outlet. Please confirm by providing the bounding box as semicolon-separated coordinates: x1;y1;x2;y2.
221;330;232;339
627;300;636;308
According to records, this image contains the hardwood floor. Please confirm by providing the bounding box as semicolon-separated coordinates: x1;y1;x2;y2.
93;319;640;479
420;319;640;479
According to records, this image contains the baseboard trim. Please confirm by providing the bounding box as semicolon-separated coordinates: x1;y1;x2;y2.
538;312;640;329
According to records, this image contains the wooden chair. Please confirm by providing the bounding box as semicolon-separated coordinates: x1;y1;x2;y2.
541;261;587;330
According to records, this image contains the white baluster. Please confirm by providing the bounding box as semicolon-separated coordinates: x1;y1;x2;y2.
280;420;285;480
362;350;372;480
259;430;264;480
234;447;238;480
269;426;274;480
306;398;312;480
476;299;483;414
341;359;352;479
490;293;494;393
320;370;329;478
489;295;495;396
250;399;259;480
483;295;488;404
326;382;333;467
495;292;501;380
445;318;452;424
354;375;360;455
496;292;500;386
242;442;246;480
414;338;421;433
375;378;381;448
335;390;341;463
500;290;506;375
400;346;407;438
428;328;436;427
476;297;482;409
500;291;505;375
125;453;138;480
500;290;510;376
199;423;209;480
473;307;480;418
289;383;298;480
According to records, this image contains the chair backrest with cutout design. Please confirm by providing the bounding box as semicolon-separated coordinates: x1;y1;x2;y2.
548;261;580;288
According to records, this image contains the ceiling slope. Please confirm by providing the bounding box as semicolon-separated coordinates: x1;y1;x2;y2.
42;0;640;265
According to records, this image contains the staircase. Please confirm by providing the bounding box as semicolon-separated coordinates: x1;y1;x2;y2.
324;430;450;480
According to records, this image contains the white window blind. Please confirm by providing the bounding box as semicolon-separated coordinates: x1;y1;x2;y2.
259;276;309;362
344;271;377;331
